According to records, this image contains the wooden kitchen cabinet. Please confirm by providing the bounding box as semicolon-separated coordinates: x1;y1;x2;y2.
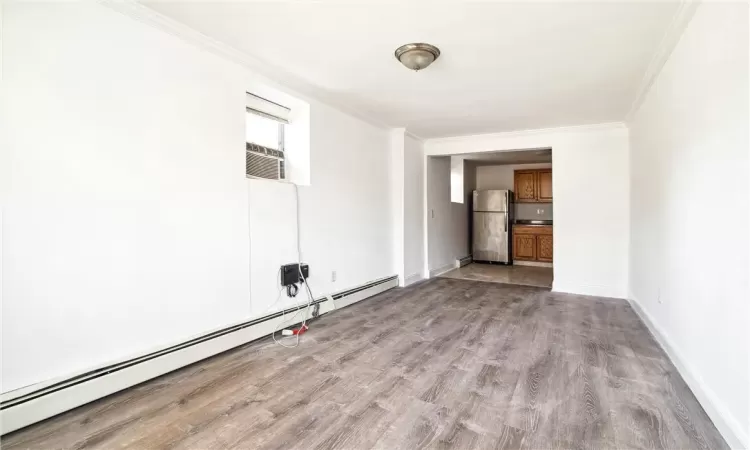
513;234;536;260
514;170;537;202
536;169;553;202
512;225;553;262
514;169;552;203
536;234;553;262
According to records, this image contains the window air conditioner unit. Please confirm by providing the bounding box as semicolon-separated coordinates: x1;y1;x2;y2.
246;143;285;181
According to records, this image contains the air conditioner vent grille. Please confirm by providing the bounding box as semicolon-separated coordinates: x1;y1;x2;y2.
246;143;284;180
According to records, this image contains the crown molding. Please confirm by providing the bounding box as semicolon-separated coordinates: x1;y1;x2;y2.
625;0;700;122
405;130;426;142
388;128;425;144
98;0;392;131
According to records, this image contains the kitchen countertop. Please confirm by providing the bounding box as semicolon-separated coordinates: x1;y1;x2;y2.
514;220;553;225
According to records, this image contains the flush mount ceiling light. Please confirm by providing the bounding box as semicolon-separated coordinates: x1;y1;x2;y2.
394;43;440;71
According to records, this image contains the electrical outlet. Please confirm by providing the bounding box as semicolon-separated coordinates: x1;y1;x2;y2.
331;270;337;282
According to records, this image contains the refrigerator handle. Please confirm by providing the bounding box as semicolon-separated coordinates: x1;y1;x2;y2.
505;213;508;232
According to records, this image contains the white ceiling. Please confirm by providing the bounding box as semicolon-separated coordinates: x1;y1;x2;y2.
142;1;682;138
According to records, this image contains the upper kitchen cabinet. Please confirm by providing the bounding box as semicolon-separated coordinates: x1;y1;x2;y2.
514;168;552;203
514;170;537;202
537;169;553;202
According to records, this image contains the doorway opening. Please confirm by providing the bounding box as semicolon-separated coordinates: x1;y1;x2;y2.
426;148;553;289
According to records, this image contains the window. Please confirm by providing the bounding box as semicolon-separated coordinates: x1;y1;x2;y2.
245;112;284;151
245;93;290;180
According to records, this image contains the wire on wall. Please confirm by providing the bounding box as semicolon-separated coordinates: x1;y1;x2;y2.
272;182;316;348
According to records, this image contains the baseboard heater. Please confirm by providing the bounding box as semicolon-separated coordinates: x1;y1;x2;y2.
456;255;472;268
0;275;398;435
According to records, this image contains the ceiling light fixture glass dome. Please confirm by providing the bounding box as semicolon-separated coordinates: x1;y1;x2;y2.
395;43;440;71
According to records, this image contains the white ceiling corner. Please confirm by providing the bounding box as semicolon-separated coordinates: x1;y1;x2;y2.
134;0;686;138
625;0;700;122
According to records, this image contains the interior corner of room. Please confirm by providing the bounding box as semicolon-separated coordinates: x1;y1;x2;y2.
2;1;748;449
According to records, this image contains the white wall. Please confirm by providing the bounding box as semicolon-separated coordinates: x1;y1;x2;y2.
3;2;249;392
248;102;393;316
2;2;394;393
388;129;406;285
387;130;425;287
426;124;630;298
403;135;424;283
628;3;749;447
475;163;551;190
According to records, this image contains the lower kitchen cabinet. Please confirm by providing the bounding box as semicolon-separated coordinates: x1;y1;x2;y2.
513;234;536;260
537;234;553;262
512;225;553;262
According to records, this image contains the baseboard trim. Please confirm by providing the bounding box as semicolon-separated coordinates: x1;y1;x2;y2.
403;273;423;287
429;263;454;278
628;294;748;449
0;275;398;435
513;260;552;268
552;281;625;300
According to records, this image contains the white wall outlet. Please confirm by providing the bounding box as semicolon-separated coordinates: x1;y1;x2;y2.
331;270;337;282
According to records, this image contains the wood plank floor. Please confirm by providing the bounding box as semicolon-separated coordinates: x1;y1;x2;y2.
3;278;727;449
440;263;553;288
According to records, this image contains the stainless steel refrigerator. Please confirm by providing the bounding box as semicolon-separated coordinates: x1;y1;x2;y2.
472;190;513;263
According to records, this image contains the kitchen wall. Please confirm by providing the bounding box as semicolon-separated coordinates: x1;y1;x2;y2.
628;3;748;447
425;156;474;274
515;204;553;221
475;163;553;220
2;2;394;393
425;123;629;299
475;163;551;190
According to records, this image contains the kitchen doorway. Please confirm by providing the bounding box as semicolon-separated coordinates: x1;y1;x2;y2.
426;148;554;289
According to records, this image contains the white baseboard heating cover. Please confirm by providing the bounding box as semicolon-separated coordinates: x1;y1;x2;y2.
1;275;398;435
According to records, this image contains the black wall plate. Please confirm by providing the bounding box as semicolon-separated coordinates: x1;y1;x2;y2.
281;263;310;286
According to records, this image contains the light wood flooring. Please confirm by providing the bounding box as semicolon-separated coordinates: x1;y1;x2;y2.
441;263;553;288
3;278;727;449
